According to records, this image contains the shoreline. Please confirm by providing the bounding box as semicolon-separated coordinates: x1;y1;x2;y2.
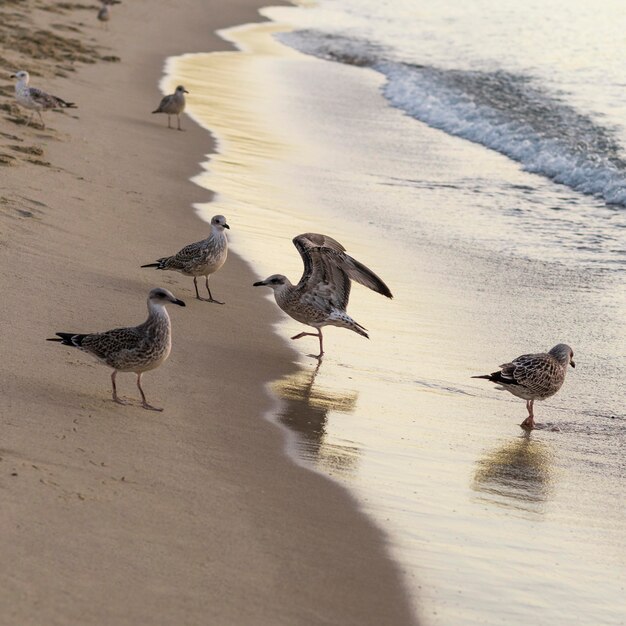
0;1;417;624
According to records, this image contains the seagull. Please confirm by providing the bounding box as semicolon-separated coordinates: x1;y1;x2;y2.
253;233;393;358
97;2;110;27
47;288;185;411
141;215;229;303
472;343;576;429
151;85;189;130
10;70;77;129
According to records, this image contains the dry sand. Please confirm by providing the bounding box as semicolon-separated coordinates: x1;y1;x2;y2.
0;0;416;624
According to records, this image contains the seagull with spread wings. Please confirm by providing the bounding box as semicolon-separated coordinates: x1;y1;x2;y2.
254;233;393;358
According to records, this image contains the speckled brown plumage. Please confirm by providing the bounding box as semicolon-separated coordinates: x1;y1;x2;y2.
473;343;575;428
47;288;185;411
142;215;229;303
254;233;393;358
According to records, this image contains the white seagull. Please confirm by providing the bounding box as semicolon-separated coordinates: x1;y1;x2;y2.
11;70;77;129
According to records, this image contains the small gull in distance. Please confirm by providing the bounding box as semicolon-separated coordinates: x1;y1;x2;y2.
97;2;111;27
11;70;77;129
152;85;189;130
254;233;393;359
472;343;575;429
141;215;230;303
47;288;185;411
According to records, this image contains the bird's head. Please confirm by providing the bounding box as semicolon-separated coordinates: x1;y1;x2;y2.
549;343;575;368
10;70;29;83
211;214;230;231
148;287;186;307
253;274;289;291
176;85;190;94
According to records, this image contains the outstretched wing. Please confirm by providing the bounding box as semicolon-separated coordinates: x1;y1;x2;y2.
293;233;393;310
293;235;351;310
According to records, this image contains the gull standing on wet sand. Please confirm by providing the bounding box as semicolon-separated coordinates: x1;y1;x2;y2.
11;70;76;129
47;288;185;411
152;85;189;130
472;343;576;429
141;215;230;303
254;233;393;358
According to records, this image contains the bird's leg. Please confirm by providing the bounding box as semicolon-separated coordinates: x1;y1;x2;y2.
136;373;163;412
25;112;33;127
37;111;45;130
167;115;172;129
316;329;324;359
291;331;318;340
111;370;129;405
291;329;324;359
520;400;535;429
177;114;183;131
193;276;201;300
198;276;224;304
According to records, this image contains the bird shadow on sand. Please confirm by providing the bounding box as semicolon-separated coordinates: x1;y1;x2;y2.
271;361;361;476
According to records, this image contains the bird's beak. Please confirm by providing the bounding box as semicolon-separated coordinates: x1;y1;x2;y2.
184;89;190;94
173;299;186;307
224;223;230;229
10;74;16;79
570;359;575;368
253;281;266;287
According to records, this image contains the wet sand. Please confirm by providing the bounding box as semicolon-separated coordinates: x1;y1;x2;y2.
170;14;626;625
0;1;417;625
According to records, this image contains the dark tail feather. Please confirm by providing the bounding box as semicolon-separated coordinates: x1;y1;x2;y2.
472;371;511;384
141;262;161;268
59;99;77;109
151;109;161;114
47;332;85;346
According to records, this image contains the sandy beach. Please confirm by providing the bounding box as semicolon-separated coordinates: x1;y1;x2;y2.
0;1;417;625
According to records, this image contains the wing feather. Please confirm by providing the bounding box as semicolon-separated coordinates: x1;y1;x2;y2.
292;233;392;310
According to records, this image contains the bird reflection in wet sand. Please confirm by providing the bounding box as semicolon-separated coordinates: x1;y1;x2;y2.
271;362;360;475
472;434;553;514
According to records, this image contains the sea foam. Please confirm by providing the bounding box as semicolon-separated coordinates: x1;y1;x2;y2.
279;30;626;207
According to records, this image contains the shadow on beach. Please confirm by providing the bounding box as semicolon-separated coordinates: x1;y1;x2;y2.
272;362;361;476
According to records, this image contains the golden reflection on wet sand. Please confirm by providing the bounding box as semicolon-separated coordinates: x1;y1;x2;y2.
472;434;553;513
164;14;626;626
272;362;360;476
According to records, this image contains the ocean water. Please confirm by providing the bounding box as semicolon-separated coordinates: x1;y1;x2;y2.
165;1;625;624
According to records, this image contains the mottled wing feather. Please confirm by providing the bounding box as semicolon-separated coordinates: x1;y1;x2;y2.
157;240;207;270
293;236;352;310
29;87;66;109
293;233;392;301
502;353;565;395
80;327;144;363
155;94;174;112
